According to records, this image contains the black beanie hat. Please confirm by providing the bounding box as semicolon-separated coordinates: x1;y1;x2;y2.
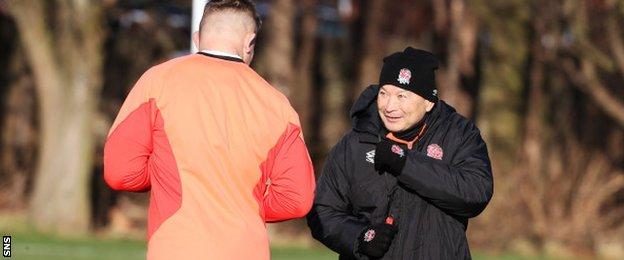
379;47;439;102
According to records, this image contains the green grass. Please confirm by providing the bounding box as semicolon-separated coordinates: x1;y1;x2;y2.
2;231;550;260
0;214;548;260
0;230;554;260
3;232;145;260
272;246;337;260
0;212;338;259
472;252;552;260
2;229;337;260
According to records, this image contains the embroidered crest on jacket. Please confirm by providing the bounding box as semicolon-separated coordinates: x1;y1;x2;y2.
427;144;444;160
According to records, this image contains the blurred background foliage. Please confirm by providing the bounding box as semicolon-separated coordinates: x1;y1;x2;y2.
0;0;624;258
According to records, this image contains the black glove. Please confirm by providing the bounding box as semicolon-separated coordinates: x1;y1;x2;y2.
374;139;407;176
357;223;398;258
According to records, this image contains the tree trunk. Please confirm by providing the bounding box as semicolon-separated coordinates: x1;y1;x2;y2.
519;5;548;241
355;0;385;97
262;0;295;96
294;0;318;138
468;0;531;249
0;20;37;209
438;0;477;117
321;38;349;153
8;0;104;235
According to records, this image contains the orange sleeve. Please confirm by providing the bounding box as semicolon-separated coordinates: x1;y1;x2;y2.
103;70;156;192
258;121;316;222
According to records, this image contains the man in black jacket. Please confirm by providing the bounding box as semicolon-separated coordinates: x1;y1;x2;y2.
307;47;493;259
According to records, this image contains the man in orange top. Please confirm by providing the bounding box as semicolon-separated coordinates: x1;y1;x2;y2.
103;1;315;259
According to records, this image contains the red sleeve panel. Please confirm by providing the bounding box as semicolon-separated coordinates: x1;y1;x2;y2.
103;99;182;239
255;122;316;222
104;100;157;192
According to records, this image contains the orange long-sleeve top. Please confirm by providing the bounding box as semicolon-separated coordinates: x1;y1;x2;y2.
103;53;316;259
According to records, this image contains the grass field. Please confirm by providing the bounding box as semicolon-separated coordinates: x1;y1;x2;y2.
1;231;553;260
0;213;549;260
4;230;337;260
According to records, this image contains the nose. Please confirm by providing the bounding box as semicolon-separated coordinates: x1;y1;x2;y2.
384;96;399;112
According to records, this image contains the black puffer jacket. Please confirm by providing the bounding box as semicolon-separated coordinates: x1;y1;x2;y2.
307;85;493;259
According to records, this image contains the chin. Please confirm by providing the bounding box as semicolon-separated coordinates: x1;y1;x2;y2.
384;124;403;133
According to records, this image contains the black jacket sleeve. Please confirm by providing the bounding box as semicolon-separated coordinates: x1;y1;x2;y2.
306;137;368;258
395;125;493;218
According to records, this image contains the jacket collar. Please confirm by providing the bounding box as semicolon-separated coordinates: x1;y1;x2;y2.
198;50;244;63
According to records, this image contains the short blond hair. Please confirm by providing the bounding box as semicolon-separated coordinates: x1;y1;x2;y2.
200;0;262;33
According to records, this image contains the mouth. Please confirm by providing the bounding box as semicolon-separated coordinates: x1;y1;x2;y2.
384;114;402;123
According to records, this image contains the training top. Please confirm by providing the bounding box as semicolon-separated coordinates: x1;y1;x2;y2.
103;53;316;259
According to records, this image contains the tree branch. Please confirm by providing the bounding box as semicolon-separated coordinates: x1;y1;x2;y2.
7;0;63;101
606;8;624;76
562;59;624;128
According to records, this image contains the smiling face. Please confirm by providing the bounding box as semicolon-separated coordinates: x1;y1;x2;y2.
377;84;435;132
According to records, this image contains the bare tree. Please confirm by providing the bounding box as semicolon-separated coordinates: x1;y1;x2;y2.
435;0;478;117
512;0;624;253
355;0;386;97
293;0;318;137
260;0;317;131
465;0;530;250
7;0;104;234
0;45;38;210
262;0;296;96
517;2;548;240
561;0;624;128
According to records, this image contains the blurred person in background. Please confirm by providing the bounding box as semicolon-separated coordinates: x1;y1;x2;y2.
103;1;315;259
307;47;493;259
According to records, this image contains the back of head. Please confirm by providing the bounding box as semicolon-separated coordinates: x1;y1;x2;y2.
196;0;262;64
200;0;261;33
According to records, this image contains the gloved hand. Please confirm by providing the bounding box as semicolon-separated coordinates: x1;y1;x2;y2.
357;223;398;258
374;139;407;176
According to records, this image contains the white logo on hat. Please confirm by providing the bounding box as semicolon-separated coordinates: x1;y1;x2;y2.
397;68;411;84
433;89;438;96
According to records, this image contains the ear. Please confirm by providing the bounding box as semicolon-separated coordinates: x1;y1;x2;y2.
243;32;257;55
425;100;435;112
192;31;200;50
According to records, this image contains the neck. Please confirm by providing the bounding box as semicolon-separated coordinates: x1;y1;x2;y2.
385;122;428;150
199;38;243;58
201;47;241;57
394;118;426;141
